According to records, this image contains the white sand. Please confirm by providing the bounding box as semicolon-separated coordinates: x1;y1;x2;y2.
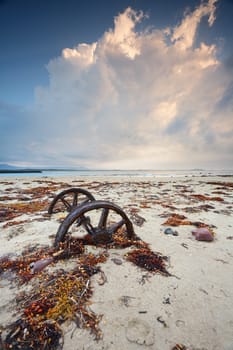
0;175;233;350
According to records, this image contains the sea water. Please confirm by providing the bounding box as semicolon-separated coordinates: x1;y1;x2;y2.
0;168;232;178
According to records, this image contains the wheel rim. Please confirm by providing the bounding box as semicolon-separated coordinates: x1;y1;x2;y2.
54;200;135;247
48;188;95;214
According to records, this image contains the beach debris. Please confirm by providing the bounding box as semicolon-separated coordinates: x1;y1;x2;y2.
207;181;233;188
181;243;188;249
0;240;86;283
183;204;215;213
191;194;224;202
156;316;168;327
0;208;20;223
97;269;107;285
1;183;175;349
0;252;51;284
48;187;95;214
126;318;155;346
3;254;105;349
0;180;78;225
138;273;152;285
54;198;136;248
199;287;208;295
0;199;49;223
126;247;170;276
192;227;214;241
172;344;187;350
30;257;54;274
130;212;146;226
163;297;171;304
164;228;173;235
4;318;62;350
111;257;123;265
162;213;213;232
214;258;228;264
139;201;151;208
162;213;191;226
172;230;178;236
55;237;85;259
119;295;136;307
164;228;178;236
109;229;144;249
3;219;30;229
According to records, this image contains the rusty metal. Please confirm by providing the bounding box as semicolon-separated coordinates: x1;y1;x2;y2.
49;188;135;247
54;200;135;247
48;188;95;214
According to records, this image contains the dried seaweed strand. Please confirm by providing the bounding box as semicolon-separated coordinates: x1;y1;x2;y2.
3;253;104;349
126;247;170;276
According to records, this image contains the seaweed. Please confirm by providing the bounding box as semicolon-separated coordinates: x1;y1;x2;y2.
1;202;171;349
206;181;233;188
191;194;224;202
0;208;21;223
126;247;170;276
1;230;170;348
162;213;192;226
162;213;213;230
0;240;85;284
2;252;105;349
4;318;62;350
0;200;49;223
0;248;52;283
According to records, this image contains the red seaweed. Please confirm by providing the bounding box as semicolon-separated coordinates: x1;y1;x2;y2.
126;247;170;276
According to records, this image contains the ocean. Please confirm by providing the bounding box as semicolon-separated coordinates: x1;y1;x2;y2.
0;169;233;178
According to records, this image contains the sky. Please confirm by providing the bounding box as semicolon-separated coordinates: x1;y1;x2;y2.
0;0;233;170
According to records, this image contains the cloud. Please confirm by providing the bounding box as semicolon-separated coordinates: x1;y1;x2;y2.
2;0;233;169
171;0;218;50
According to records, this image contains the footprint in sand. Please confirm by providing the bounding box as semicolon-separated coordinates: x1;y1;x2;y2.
126;318;155;346
175;319;185;327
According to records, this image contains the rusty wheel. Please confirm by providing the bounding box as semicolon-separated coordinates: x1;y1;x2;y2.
48;188;95;214
54;200;135;247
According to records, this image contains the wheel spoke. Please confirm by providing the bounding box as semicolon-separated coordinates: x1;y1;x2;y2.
49;188;95;215
82;216;95;235
79;199;90;207
108;219;125;235
60;197;72;211
54;200;134;247
98;208;109;229
72;192;78;207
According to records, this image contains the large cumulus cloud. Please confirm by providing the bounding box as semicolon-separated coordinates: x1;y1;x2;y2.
6;0;233;168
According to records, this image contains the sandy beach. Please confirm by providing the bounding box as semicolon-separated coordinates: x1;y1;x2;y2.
0;175;233;350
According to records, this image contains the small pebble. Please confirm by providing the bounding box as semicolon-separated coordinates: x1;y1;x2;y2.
192;228;214;241
111;258;123;265
164;228;173;235
164;228;178;236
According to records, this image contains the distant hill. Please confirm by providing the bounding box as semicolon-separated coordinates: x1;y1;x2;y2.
0;163;87;171
0;164;42;173
0;163;21;170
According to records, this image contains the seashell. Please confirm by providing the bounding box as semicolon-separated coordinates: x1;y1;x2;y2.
30;257;53;274
97;270;107;285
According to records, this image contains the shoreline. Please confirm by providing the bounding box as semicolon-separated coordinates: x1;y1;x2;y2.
0;175;233;350
0;168;232;180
